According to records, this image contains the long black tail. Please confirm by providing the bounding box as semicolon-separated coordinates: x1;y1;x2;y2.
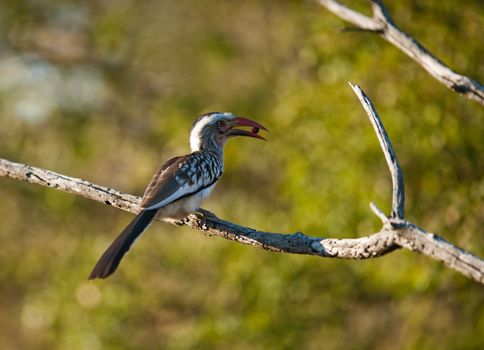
88;209;158;280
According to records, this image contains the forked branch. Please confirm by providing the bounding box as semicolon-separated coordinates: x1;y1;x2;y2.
0;85;483;283
319;0;484;105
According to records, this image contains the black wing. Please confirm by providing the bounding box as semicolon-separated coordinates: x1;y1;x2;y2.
141;152;222;210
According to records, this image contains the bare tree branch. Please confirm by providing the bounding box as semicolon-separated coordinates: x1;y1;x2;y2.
318;0;484;105
1;85;483;284
349;82;404;219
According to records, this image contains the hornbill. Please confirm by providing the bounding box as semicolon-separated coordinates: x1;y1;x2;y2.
89;112;268;279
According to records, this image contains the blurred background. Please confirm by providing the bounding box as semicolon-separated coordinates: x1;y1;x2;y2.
0;0;483;349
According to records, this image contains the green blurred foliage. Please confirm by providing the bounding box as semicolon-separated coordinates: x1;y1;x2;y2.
0;0;483;349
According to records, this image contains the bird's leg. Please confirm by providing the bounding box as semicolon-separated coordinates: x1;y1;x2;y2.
164;209;218;227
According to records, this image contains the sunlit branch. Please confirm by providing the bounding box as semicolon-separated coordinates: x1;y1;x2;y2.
318;0;484;105
349;83;404;219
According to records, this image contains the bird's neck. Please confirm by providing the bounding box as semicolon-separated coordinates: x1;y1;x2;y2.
191;137;224;156
197;147;224;161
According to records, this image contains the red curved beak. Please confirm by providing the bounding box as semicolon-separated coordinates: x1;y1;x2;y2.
228;117;269;140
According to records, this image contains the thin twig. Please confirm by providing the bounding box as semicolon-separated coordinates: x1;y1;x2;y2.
370;202;387;223
349;82;405;219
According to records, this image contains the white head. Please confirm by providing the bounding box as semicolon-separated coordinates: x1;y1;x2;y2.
189;112;268;153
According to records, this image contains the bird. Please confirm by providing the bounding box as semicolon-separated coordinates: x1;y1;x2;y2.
88;112;268;279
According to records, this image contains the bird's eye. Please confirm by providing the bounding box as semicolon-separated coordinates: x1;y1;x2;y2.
217;120;226;128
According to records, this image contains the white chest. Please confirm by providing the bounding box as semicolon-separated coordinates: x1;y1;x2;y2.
158;183;216;219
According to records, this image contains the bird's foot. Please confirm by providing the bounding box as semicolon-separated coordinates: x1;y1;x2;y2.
175;220;185;226
194;208;219;219
164;218;186;226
